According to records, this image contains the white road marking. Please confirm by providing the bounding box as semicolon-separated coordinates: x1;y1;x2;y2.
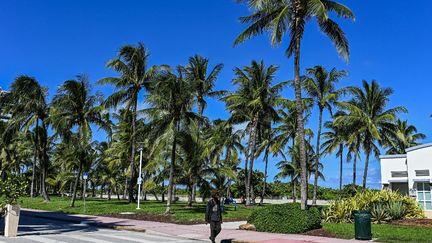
67;235;113;243
22;235;67;243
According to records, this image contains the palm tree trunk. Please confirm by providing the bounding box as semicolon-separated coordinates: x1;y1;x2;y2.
312;108;323;205
40;121;50;202
292;179;296;203
40;160;50;201
260;152;269;204
246;118;258;206
70;161;83;207
165;121;178;214
123;177;127;199
31;118;39;198
91;180;96;197
162;180;165;202
339;144;344;191
187;184;193;207
108;184;112;200
293;37;308;210
352;139;359;188
128;95;138;203
244;138;251;204
363;151;370;189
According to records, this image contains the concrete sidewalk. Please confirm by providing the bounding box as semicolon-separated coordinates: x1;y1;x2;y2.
22;209;357;243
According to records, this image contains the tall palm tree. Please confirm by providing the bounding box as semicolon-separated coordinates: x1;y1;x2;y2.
206;119;244;197
185;55;224;116
184;55;223;201
335;80;406;188
234;0;354;209
144;66;200;214
384;119;426;154
98;42;160;203
5;76;50;200
321;119;347;191
50;76;104;207
303;66;347;204
223;60;286;205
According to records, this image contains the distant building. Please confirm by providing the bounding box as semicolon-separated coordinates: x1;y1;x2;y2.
380;144;432;216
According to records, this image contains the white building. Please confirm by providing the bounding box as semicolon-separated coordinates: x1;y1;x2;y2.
379;143;432;215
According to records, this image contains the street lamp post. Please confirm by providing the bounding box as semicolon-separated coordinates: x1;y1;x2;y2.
136;148;143;209
83;173;88;213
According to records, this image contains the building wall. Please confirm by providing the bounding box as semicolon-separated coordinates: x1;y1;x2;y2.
407;146;432;190
380;157;407;185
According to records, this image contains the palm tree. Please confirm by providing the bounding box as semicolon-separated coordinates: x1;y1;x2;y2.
384;119;426;154
5;76;50;201
50;76;104;207
321;119;347;191
98;42;160;203
335;80;406;188
303;66;347;204
206;119;244;197
275;138;322;202
185;55;224;116
255;126;284;204
144;66;200;214
234;0;354;209
223;60;286;205
184;55;223;201
235;0;354;209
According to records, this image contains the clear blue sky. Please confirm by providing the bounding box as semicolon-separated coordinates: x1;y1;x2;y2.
1;0;431;189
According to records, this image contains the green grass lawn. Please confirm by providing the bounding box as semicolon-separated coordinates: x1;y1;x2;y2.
20;196;258;223
323;223;432;243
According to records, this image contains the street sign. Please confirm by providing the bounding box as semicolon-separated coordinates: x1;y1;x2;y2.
137;177;143;185
83;172;88;180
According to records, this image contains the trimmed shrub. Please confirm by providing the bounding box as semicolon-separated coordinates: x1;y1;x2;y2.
323;190;424;223
248;203;321;234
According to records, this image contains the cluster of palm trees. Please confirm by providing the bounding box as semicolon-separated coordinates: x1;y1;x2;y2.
0;0;426;214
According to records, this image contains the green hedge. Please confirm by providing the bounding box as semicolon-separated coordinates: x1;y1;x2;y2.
248;203;321;234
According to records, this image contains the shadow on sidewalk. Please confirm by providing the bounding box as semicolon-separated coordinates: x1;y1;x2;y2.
14;210;135;236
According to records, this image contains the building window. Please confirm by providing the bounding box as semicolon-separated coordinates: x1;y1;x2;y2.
417;183;432;210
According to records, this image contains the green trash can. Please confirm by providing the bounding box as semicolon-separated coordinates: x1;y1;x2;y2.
354;210;372;240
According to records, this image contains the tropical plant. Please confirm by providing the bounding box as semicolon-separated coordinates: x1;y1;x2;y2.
321;119;348;191
50;76;104;207
384;119;426;154
235;0;354;210
370;202;391;224
4;76;50;200
323;190;424;223
144;66;200;213
335;80;407;188
98;42;160;203
223;60;286;205
303;66;347;205
387;201;406;220
0;175;27;209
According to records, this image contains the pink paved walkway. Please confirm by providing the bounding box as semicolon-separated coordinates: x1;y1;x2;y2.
23;209;358;243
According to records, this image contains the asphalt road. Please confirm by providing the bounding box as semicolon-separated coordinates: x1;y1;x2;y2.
0;214;207;243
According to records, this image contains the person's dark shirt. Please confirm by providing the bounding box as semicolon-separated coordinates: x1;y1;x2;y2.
205;198;222;222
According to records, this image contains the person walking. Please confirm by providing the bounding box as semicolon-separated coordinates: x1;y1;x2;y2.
205;190;223;243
